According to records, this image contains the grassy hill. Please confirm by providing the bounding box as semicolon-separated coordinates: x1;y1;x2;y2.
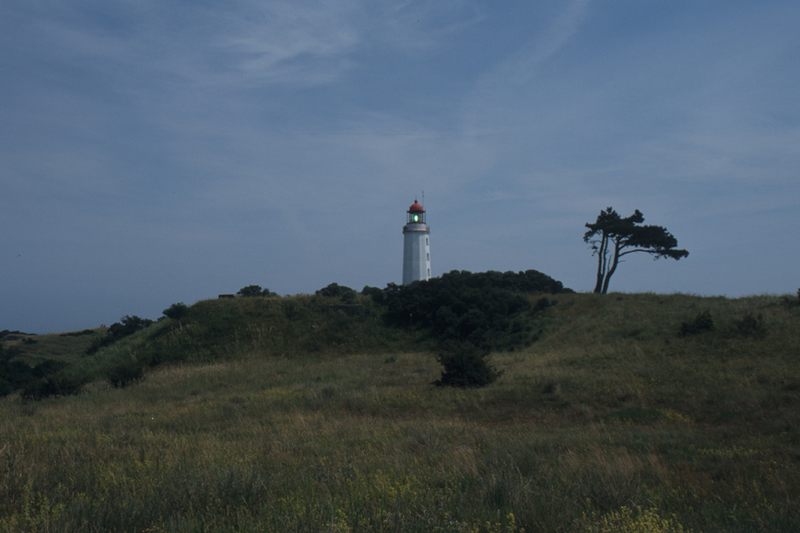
1;288;799;531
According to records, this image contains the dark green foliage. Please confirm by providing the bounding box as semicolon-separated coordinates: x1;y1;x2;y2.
361;285;385;304
108;316;153;338
435;341;500;387
533;297;554;312
163;302;189;320
106;358;145;388
0;345;30;388
238;285;266;297
584;207;689;294
0;345;71;396
679;310;715;336
59;329;96;337
21;372;86;400
382;270;563;351
316;283;357;302
87;315;154;354
733;312;767;338
378;270;565;387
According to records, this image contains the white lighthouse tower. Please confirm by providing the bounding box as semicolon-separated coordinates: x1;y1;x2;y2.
402;199;431;285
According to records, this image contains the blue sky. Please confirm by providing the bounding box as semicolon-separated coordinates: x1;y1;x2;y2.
2;0;798;333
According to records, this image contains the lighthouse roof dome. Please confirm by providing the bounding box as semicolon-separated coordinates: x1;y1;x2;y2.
408;200;425;213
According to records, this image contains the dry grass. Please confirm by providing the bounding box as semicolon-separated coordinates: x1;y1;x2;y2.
1;293;798;531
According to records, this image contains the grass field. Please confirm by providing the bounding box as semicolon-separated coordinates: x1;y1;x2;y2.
1;292;799;531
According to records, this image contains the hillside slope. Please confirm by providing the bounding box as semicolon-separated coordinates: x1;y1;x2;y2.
1;292;799;531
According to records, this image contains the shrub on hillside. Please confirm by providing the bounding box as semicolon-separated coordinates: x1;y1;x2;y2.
316;283;357;302
382;270;561;351
679;311;714;336
236;285;276;297
163;302;189;320
21;373;86;400
0;347;71;397
435;341;501;388
86;315;154;354
238;285;265;297
106;358;145;388
733;312;767;338
361;285;385;304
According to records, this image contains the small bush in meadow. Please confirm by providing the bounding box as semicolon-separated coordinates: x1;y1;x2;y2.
733;312;767;338
679;310;714;336
435;341;500;387
21;373;85;400
106;359;145;388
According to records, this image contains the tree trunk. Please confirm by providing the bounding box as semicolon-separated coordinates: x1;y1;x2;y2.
593;233;608;293
601;239;622;294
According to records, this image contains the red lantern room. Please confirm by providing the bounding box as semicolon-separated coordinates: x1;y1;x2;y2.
407;199;426;224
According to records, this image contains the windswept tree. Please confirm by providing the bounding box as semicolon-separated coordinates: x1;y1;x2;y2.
584;207;688;294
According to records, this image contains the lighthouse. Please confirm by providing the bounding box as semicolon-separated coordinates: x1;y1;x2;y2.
402;199;431;285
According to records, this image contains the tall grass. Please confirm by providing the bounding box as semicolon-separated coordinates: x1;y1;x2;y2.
1;293;798;531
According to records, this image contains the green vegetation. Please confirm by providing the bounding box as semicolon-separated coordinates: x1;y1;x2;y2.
237;284;277;297
86;315;154;355
679;310;714;336
435;341;500;388
163;302;189;321
1;285;799;531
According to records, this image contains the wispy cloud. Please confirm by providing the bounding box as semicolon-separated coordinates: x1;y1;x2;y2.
211;1;360;86
461;0;591;136
363;0;484;51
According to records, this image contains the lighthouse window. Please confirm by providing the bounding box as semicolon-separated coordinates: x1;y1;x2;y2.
412;214;420;222
425;237;429;245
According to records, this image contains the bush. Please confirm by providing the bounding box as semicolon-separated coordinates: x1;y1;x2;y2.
679;310;714;336
0;350;69;397
86;315;154;354
106;359;145;388
435;342;501;388
316;283;357;302
237;285;265;297
361;285;385;304
21;373;86;400
733;312;767;338
163;302;189;320
382;271;559;351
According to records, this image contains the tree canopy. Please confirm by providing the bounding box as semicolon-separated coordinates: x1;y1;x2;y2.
584;207;688;294
237;285;276;297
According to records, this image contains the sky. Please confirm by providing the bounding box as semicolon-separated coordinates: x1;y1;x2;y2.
1;0;799;333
